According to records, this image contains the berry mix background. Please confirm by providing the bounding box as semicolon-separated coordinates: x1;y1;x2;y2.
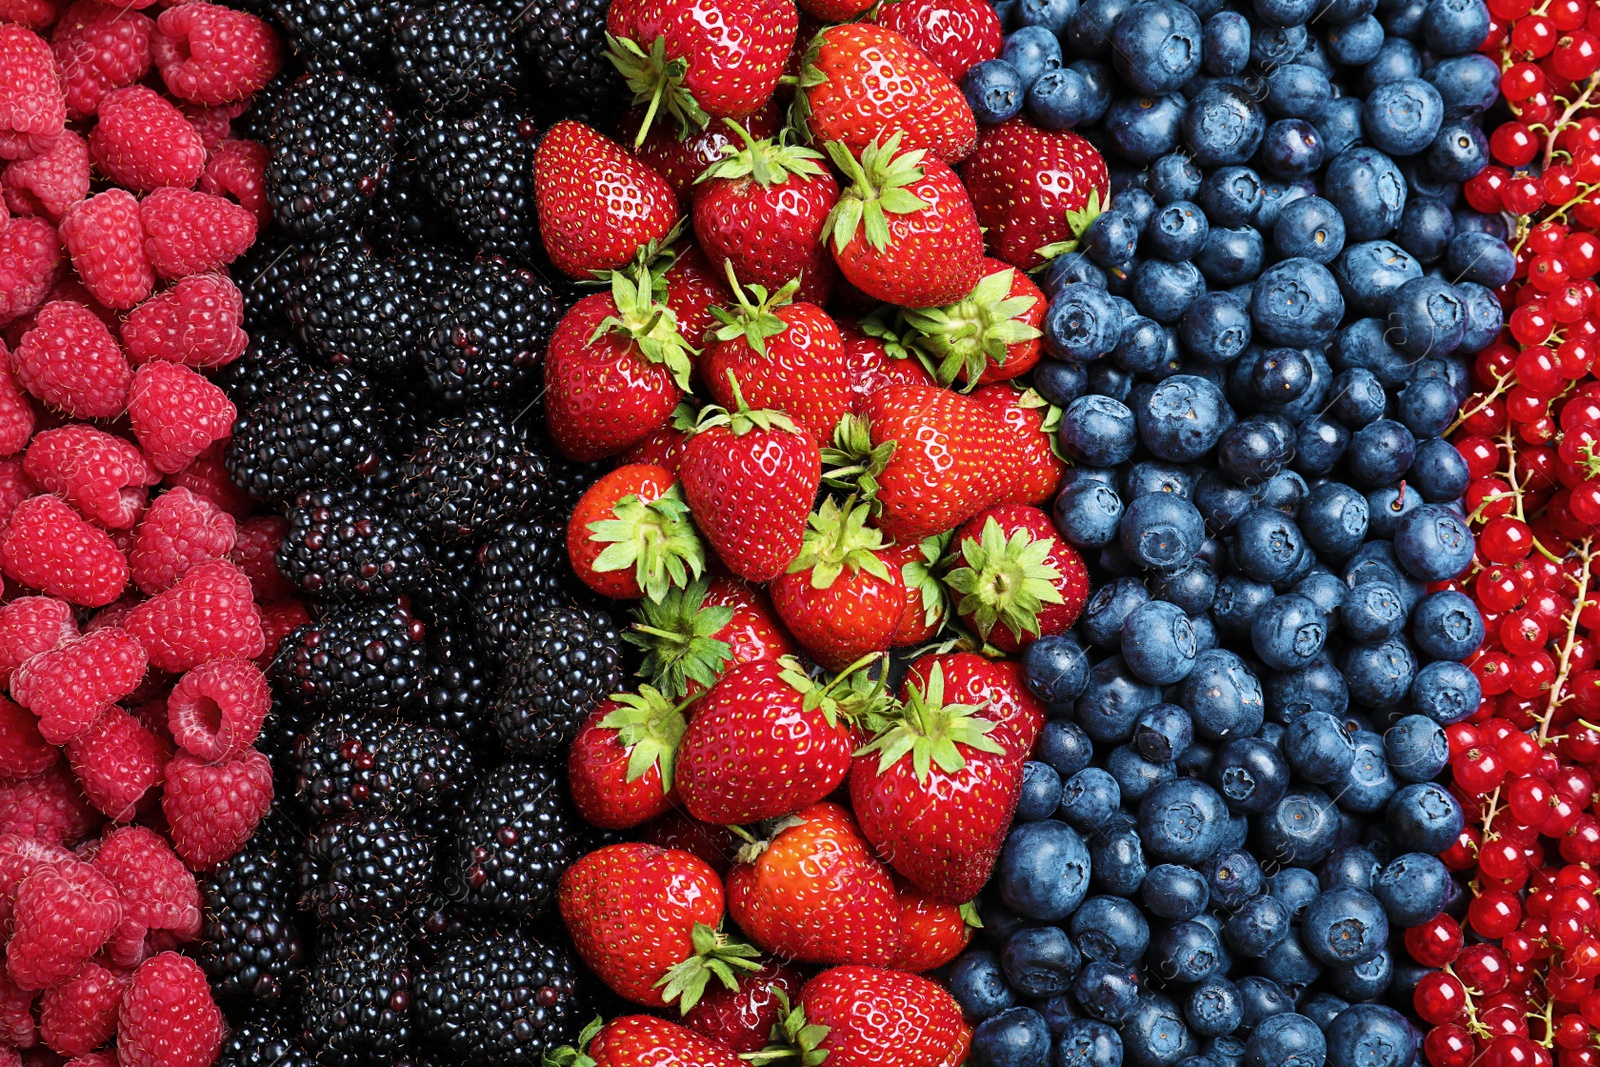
0;0;1598;1064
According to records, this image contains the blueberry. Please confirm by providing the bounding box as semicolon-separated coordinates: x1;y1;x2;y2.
1047;283;1126;362
1253;0;1316;24
1134;259;1207;322
1197;166;1264;227
1196;226;1266;286
1250;258;1344;346
1025;634;1093;709
1044;253;1109;296
1120;602;1200;686
1119;493;1206;574
1074;961;1142;1023
1325;949;1391;1001
972;1007;1053;1067
965;59;1028;124
1194;474;1258;535
1061;767;1123;830
1263;64;1329;120
1422;0;1490;53
1245;1014;1326;1067
1133;703;1194;763
949;949;1018;1022
1299;994;1349;1032
1137;778;1230;864
1254;789;1340;864
1407;438;1469;505
1150;153;1204;205
1092;821;1151;893
1423;53;1500;115
1107;92;1187;163
1260;119;1326;178
1338;730;1398;816
1346;419;1416;487
1408;660;1480;728
1410;589;1484;660
1444;230;1515;288
1299;482;1369;558
1210;736;1291;814
1272;196;1344;265
1324;1005;1414;1067
1029;67;1093;129
1362;37;1421;93
1223;894;1291;957
1235;976;1293;1034
1294;569;1348;620
1217;416;1289;484
1203;847;1264;910
1324;16;1384;64
1146;200;1210;262
1112;1;1203;93
1151;560;1218;615
1394;503;1474;581
1363;78;1444;157
1002;25;1064;87
1185;976;1244;1037
1231;508;1305;584
999;819;1093;920
1342;541;1424;611
1210;573;1275;637
1058;1018;1126;1067
1069;58;1117;123
1386;780;1464;853
1395;376;1456;437
1314;97;1367;160
1324;148;1407;241
1341;637;1417;709
1071;894;1151;964
1319;843;1380;893
1135;374;1230;462
1122;462;1193;500
1204;11;1250;73
1038;720;1096;777
1182;84;1267;167
1003;926;1083;998
1340;582;1406;643
1086;210;1142;270
1083;577;1151;649
1177;648;1266;740
1426;120;1487;183
1018;761;1066;821
1386;276;1465;358
1056;478;1128;548
1154;920;1225;984
1108;744;1177;804
1092;358;1140;399
1267;868;1321;924
1061;394;1138;466
1124;994;1198;1067
1017;0;1080;29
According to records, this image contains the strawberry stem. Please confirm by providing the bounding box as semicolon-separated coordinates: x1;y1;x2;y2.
605;33;710;146
596;685;690;793
857;661;1005;782
623;581;736;699
586;484;706;603
709;261;800;356
785;496;891;590
819;133;930;254
942;515;1065;643
902;268;1041;390
654;922;762;1014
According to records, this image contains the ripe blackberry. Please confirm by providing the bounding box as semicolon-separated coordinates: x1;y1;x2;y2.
267;70;397;236
418;257;561;405
277;489;431;600
543;448;608;516
417;100;541;262
444;760;580;916
492;604;624;755
415;926;584;1065
232;228;301;330
299;812;436;928
394;2;518;114
300;923;415;1065
218;1012;318;1067
226;365;387;504
519;0;626;114
276;599;430;712
215;330;314;410
418;620;499;748
294;709;476;818
275;0;401;71
287;240;424;374
416;538;477;624
363;147;439;250
471;516;583;660
199;818;306;1005
399;407;549;543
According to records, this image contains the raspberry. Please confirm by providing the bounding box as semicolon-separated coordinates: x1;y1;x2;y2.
138;187;256;279
58;189;155;309
50;2;153;120
166;658;268;761
161;441;254;519
0;496;130;607
0;459;36;524
126;362;237;475
151;3;281;107
117;953;221;1067
160;748;271;870
182;102;236;151
0;365;35;460
68;1053;119;1067
229;514;293;601
6;859;122;989
1;129;88;221
0;970;35;1048
0;764;101;846
123;558;263;673
257;597;310;667
1;0;57;30
91;826;201;940
129;487;236;595
199;138;269;225
38;960;125;1056
87;86;204;192
0;833;72;932
0;26;66;161
120;272;247;368
0;596;76;686
0;694;55;779
0;217;64;326
12;627;148;745
23;425;159;529
64;706;170;820
11;301;133;418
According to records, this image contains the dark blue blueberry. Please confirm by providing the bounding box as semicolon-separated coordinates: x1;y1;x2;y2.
1083;577;1151;648
1294;569;1348;620
1324;15;1384;64
1061;394;1137;466
965;59;1028;124
1259;119;1325;178
1235;976;1293;1034
1368;483;1421;539
1253;0;1316;23
1301;886;1389;966
1361;37;1421;94
1017;0;1080;30
1092;822;1151;894
1002;25;1064;87
1210;736;1291;814
1325;949;1391;1001
1154;920;1225;984
1363;78;1444;156
1257;938;1325;993
1134;259;1208;322
1210;574;1276;638
1000;819;1093;921
1119;493;1206;574
1123;994;1198;1067
1341;638;1417;709
1196;226;1266;285
1216;415;1287;483
979;899;1032;944
1337;730;1398;815
1134;703;1194;763
1061;766;1123;830
1069;58;1116;123
1177;738;1217;778
1176;648;1266;740
1314;97;1366;161
1071;895;1151;964
1150;560;1217;616
1223;894;1291;957
1394;503;1474;581
1025;634;1093;710
1340;582;1406;643
973;1007;1053;1067
1444;230;1515;288
1204;11;1250;74
1147;200;1211;261
1203;847;1264;909
1394;196;1454;264
1383;0;1427;37
1058;1018;1127;1067
1143;864;1210;921
1249;594;1325;672
1037;719;1095;776
1085;210;1142;270
1231;508;1304;584
1386;276;1465;358
1396;375;1457;438
1043;253;1109;299
1408;660;1480;728
1029;67;1094;129
1180;293;1254;367
1300;994;1349;1032
1272;196;1344;265
1091;358;1140;400
1386;781;1464;854
1107;92;1187;163
1426;120;1487;182
1185;976;1243;1037
1039;995;1082;1039
1324;369;1385;433
1017;761;1065;821
1267;657;1350;724
1263;64;1330;119
1410;589;1484;660
1254;789;1340;864
1210;1035;1248;1067
1245;1014;1326;1067
1118;186;1160;232
1198;166;1265;227
1113;1;1203;93
1136;374;1231;462
1074;961;1142;1023
1055;478;1127;549
1123;462;1193;500
1047;282;1126;362
1346;419;1416;487
1324;148;1407;241
1422;0;1490;53
1319;843;1380;890
1325;1006;1414;1067
1250;258;1344;346
1137;778;1230;864
1459;280;1503;354
1108;744;1177;803
1251;23;1306;66
1342;541;1425;612
1182;84;1267;167
1373;851;1449;926
1113;317;1175;376
1299;481;1369;558
949;949;1018;1022
1193;472;1256;535
1003;926;1084;998
1269;867;1322;922
1151;153;1205;204
1423;53;1500;115
1383;714;1448;788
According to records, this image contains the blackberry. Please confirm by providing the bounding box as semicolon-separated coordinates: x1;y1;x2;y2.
267;70;397;236
299;812;436;928
294;709;476;818
363;147;439;250
259;696;317;787
519;0;626;115
418;620;499;748
214;330;313;410
287;240;424;374
417;100;541;262
300;923;415;1064
232;229;301;330
415;537;477;624
275;0;401;71
393;2;518;114
542;448;608;517
199;818;306;1004
218;1013;318;1067
225;365;387;504
471;516;582;660
444;760;580;916
417;256;561;406
399;407;549;543
415;926;584;1065
492;604;624;755
275;599;430;712
277;489;431;600
233;61;300;139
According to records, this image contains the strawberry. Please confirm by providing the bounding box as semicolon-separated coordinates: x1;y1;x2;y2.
606;0;797;144
683;959;805;1054
726;801;902;967
567;686;690;830
692;125;838;305
625;576;795;698
750;966;964;1067
641;811;741;876
795;24;976;164
971;384;1067;505
873;0;1002;84
943;505;1089;652
703;274;852;448
534;120;681;279
702;575;796;676
881;535;949;647
674;655;880;825
568;463;705;601
769;497;904;670
891;876;975;972
550;1016;743;1067
678;396;819;583
544;265;694;462
848;661;1021;902
558;842;759;1011
662;244;733;356
800;0;874;16
960;117;1110;271
901;260;1045;388
621;403;698;472
621;100;782;205
905;651;1045;760
841;317;937;413
820;135;984;309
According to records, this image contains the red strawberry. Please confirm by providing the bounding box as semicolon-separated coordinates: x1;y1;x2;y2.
621;100;781;205
800;0;873;17
567;463;705;601
901;260;1045;388
905;651;1045;760
796;23;976;163
769;497;904;670
678;398;819;583
692;125;838;305
759;966;964;1067
533;120;681;279
640;811;741;876
891;876;975;972
820;135;983;309
849;661;1021;902
568;687;689;830
727;801;901;967
662;243;733;355
881;535;949;647
606;0;797;144
944;505;1089;652
627;576;795;699
557;842;759;1011
971;384;1067;505
544;266;694;462
961;117;1109;271
621;406;696;473
841;317;937;414
683;959;804;1054
874;0;1002;83
550;1015;742;1067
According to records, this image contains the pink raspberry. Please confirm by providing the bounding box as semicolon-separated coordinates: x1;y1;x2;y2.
0;969;35;1048
64;706;170;820
0;495;131;607
138;187;255;279
68;1052;119;1067
0;364;34;459
120;272;246;368
0;0;57;30
11;301;133;418
87;86;203;191
0;217;64;326
123;558;263;673
117;953;221;1067
0;596;76;686
0;833;72;935
2;129;88;221
0;694;55;779
0;25;66;161
50;1;152;120
126;361;237;475
6;859;121;989
160;441;254;519
23;424;159;529
152;3;281;106
0;458;35;522
228;514;292;601
91;825;200;940
166;658;267;762
38;960;125;1056
58;189;154;310
182;102;235;151
160;748;270;870
12;627;148;745
0;764;101;846
129;486;236;595
199;138;268;225
256;597;310;668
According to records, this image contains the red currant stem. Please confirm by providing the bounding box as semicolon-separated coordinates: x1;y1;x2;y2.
1537;536;1594;744
1445;963;1491;1037
1542;72;1600;170
1446;371;1515;437
1502;424;1528;523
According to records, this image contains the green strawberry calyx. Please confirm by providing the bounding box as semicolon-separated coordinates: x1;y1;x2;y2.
655;922;763;1014
857;307;917;362
820;414;895;501
902;267;1042;390
624;580;736;699
1034;188;1105;263
592;265;696;393
695;374;806;438
710;261;800;357
697;122;828;188
742;989;832;1066
544;1016;605;1067
731;813;808;865
942;515;1065;643
1014;386;1070;464
820;133;931;254
777;651;889;730
606;33;710;146
786;496;892;590
587;483;706;603
597;685;691;794
858;661;1005;782
902;531;952;634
